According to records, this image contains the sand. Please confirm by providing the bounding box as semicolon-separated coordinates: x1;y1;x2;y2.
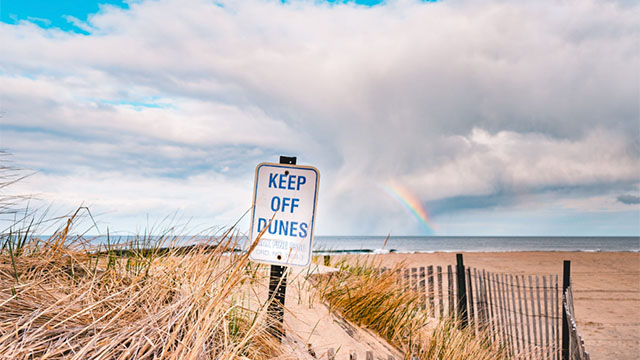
283;264;403;359
329;251;639;360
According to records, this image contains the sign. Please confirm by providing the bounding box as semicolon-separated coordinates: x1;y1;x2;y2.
249;162;319;267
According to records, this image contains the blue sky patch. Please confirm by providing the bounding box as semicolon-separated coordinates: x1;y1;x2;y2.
96;98;176;111
1;0;441;35
1;0;129;33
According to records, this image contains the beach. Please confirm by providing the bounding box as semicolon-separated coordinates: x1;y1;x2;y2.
336;251;640;359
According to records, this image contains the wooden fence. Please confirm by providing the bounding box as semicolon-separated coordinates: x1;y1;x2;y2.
379;258;589;360
563;285;590;360
385;265;454;318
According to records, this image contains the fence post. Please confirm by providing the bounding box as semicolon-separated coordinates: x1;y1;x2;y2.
456;253;468;328
266;155;297;341
562;260;571;360
447;265;454;317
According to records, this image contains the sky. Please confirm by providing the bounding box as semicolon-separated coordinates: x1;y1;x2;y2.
0;0;638;236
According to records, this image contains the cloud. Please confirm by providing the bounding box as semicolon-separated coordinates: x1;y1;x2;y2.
405;128;638;199
62;16;94;33
427;193;515;217
0;0;638;235
617;195;640;205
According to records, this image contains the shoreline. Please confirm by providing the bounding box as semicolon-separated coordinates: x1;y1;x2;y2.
314;249;640;254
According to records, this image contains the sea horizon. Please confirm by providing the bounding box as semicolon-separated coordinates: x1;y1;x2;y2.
47;234;640;254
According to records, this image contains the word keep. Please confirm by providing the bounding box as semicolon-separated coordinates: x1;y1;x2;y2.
268;173;306;191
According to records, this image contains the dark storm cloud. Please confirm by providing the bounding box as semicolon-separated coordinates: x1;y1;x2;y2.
427;193;516;217
618;195;640;205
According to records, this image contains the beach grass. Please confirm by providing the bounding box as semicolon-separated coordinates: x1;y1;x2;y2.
0;211;285;359
313;257;509;359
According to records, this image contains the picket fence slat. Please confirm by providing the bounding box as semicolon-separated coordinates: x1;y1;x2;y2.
553;274;562;360
507;273;516;356
516;275;526;356
437;266;443;317
536;275;544;359
492;272;503;348
501;273;513;355
508;274;520;354
427;265;434;316
466;268;475;331
486;271;497;344
419;266;426;310
563;285;590;360
476;269;483;329
521;275;532;360
411;267;418;294
529;275;538;358
473;268;481;330
447;265;454;316
549;274;556;360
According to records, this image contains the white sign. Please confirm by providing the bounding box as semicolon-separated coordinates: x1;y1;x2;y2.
249;162;319;267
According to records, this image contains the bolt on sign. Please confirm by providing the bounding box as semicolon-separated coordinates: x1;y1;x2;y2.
249;162;319;267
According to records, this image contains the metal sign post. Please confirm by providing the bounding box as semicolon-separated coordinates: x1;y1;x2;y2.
248;155;320;340
267;156;294;341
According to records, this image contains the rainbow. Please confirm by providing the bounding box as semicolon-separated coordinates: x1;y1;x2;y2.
379;182;437;235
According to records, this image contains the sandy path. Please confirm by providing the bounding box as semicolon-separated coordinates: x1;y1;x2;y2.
252;264;403;359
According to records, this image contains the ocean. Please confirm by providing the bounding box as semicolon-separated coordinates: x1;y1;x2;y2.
312;236;640;254
74;235;639;254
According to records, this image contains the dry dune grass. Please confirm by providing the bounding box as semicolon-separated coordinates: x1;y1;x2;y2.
0;210;519;360
0;213;284;360
313;257;509;360
1;215;515;360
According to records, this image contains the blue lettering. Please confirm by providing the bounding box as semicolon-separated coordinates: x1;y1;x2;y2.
270;196;281;212
299;222;308;238
268;173;307;191
258;219;309;238
268;173;278;188
282;197;291;212
269;197;299;213
257;218;266;232
297;176;306;190
287;175;296;190
268;221;278;235
278;220;288;236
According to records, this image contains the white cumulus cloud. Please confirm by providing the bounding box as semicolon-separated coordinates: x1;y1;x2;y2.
0;0;638;235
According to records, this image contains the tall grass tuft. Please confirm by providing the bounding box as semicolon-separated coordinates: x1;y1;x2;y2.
0;212;285;359
313;257;508;359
